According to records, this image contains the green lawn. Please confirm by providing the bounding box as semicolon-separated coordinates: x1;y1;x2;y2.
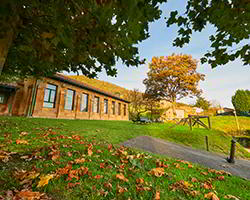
0;116;250;199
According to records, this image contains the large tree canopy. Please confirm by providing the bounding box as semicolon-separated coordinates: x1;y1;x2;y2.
143;55;205;103
0;0;165;79
167;0;250;68
0;0;249;80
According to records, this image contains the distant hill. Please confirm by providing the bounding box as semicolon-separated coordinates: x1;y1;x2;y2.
68;75;131;100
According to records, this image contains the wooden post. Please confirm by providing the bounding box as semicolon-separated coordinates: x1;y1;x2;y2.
233;111;240;131
227;139;236;164
205;136;209;151
207;117;211;129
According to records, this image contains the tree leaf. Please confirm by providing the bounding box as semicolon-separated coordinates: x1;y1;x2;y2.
37;174;54;188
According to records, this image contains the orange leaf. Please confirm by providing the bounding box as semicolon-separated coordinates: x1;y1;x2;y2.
136;178;144;184
75;158;85;164
116;173;128;182
94;175;103;179
204;192;220;200
88;144;93;156
155;191;160;200
217;176;225;181
17;190;42;200
148;168;164;177
16;139;28;145
104;182;112;190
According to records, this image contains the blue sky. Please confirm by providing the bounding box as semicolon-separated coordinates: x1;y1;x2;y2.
68;0;249;108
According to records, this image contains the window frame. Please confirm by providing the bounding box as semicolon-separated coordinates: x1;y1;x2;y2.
80;93;89;112
118;103;121;115
112;101;115;115
104;99;108;114
124;104;126;116
92;96;100;113
64;89;75;110
43;83;57;108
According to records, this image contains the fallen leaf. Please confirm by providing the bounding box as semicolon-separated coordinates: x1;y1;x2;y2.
41;32;54;39
203;182;213;190
20;131;28;136
191;177;198;183
117;185;128;194
116;173;128;182
75;158;85;164
136;178;144;184
88;144;93;156
94;175;103;179
100;163;105;168
68;182;80;188
204;192;220;200
190;190;200;197
218;176;225;181
104;182;112;190
16;139;28;145
108;144;113;152
148;168;164;177
17;190;43;200
155;190;160;200
224;195;240;200
37;174;54;187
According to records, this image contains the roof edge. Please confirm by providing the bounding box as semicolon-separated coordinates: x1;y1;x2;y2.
50;74;130;103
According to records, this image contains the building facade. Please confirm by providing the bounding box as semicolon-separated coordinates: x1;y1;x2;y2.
0;74;129;120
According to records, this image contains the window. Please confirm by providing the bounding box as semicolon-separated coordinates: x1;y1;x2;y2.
118;103;121;115
43;84;57;108
92;96;100;113
0;94;5;104
112;101;115;115
64;89;75;110
104;99;108;114
124;104;126;116
80;93;89;112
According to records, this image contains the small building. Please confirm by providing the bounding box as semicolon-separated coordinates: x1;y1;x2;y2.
0;74;129;120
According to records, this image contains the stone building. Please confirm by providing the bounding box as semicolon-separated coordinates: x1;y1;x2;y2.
0;74;129;120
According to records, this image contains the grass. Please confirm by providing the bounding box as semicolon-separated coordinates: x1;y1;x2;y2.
0;116;250;199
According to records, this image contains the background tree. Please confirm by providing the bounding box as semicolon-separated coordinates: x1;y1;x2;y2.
166;0;250;68
0;0;165;79
127;89;147;120
194;96;211;111
232;89;250;113
143;54;205;114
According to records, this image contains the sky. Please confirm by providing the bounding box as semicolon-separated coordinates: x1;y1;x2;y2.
68;0;249;108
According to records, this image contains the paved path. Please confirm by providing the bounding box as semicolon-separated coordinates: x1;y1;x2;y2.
123;136;250;180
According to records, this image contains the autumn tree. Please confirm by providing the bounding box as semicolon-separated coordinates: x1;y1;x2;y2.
167;0;250;68
0;0;164;80
194;97;211;111
232;89;250;113
143;54;205;114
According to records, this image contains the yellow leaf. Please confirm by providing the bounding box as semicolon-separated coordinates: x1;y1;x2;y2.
37;174;54;188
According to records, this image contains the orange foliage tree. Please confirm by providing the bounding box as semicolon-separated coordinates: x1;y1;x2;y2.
143;54;205;114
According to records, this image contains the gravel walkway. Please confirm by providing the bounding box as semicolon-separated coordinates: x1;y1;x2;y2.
123;136;250;180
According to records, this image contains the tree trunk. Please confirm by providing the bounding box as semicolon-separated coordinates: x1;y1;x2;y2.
0;29;14;74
